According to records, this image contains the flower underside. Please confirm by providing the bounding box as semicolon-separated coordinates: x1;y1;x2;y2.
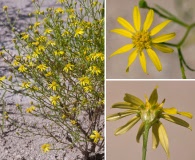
107;87;193;158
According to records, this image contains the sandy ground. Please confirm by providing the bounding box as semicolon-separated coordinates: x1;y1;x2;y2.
0;1;96;160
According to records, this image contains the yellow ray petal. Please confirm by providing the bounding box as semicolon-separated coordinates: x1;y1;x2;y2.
133;6;141;31
152;44;174;53
161;114;192;130
106;110;138;121
143;9;154;31
126;49;138;72
114;116;140;135
139;51;147;74
146;49;162;71
136;122;145;143
152;33;176;43
124;93;144;106
158;122;170;158
152;122;160;149
109;44;134;58
111;29;133;38
117;17;135;33
177;111;193;119
163;107;177;114
112;102;139;110
150;20;171;36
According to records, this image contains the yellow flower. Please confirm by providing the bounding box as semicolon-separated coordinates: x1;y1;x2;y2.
88;66;101;75
55;8;64;14
57;0;66;3
90;130;103;143
48;81;59;91
38;45;45;51
18;65;27;72
45;72;52;77
41;143;51;153
47;41;56;46
50;95;60;106
44;28;53;35
21;32;29;40
33;22;41;28
63;63;74;73
53;51;64;56
70;120;77;125
61;114;66;119
107;87;192;157
26;106;36;113
0;76;6;81
3;111;9;120
83;86;92;92
110;6;176;73
21;81;31;88
37;64;47;72
74;28;84;37
88;52;104;61
78;76;90;86
3;6;8;11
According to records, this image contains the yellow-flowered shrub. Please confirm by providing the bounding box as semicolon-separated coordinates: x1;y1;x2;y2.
1;0;104;159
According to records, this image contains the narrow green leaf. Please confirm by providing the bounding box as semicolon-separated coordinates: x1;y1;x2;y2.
124;93;144;106
114;116;140;135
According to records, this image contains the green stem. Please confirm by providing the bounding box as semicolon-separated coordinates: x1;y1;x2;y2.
142;121;150;160
178;48;186;79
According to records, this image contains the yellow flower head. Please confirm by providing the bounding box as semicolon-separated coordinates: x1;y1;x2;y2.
44;28;53;35
78;76;90;86
36;64;47;72
63;63;74;73
88;66;101;75
110;6;176;74
70;120;77;125
26;105;36;113
41;143;51;153
55;8;64;14
33;22;41;28
48;81;59;91
90;130;103;144
74;28;84;37
107;87;192;158
3;6;8;11
0;76;6;81
21;81;31;88
50;95;60;106
18;65;27;72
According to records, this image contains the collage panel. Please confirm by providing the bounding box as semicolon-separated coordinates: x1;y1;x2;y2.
106;81;195;160
0;0;104;159
106;0;195;79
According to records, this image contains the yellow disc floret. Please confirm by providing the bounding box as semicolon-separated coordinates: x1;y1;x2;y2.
132;31;151;52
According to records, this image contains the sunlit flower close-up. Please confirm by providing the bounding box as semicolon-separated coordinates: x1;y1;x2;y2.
110;6;176;74
106;87;192;158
